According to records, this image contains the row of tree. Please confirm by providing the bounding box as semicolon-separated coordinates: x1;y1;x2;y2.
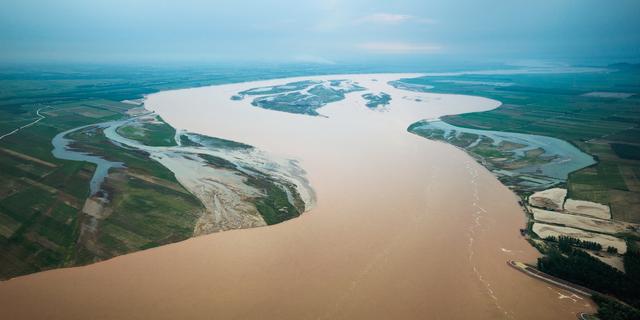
544;235;602;252
624;243;640;283
537;242;640;320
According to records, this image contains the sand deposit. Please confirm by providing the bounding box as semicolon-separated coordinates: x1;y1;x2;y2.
528;188;567;210
531;207;631;235
564;199;611;220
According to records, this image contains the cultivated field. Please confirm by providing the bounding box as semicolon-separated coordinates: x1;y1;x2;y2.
0;66;312;279
402;64;640;222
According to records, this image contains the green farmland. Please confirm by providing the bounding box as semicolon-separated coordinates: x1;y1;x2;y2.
402;63;640;223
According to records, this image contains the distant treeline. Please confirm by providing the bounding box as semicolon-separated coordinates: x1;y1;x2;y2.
544;235;603;251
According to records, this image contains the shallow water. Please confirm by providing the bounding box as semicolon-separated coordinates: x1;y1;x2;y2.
415;120;596;179
51;122;125;195
102;116;314;209
1;74;595;319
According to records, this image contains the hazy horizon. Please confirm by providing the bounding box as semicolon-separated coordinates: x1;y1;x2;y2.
1;3;640;319
1;0;639;66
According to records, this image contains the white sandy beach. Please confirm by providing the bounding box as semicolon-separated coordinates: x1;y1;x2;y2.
0;74;594;319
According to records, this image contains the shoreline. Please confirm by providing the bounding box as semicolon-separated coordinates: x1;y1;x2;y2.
507;260;596;297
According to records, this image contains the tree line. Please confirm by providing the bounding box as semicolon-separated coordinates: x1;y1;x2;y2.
537;240;640;320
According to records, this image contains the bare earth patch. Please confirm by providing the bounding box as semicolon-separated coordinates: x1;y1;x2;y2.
531;207;636;235
81;197;113;220
528;188;567;210
586;251;625;272
532;223;627;254
564;199;611;219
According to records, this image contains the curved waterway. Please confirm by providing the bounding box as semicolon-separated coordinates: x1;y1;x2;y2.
51;122;125;195
0;74;594;319
51;114;314;232
413;120;595;180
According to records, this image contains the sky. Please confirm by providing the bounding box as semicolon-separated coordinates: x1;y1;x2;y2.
1;0;639;65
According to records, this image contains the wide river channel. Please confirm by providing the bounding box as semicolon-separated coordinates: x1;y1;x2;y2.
0;74;594;319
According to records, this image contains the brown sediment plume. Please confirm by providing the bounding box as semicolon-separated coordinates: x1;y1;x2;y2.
0;74;594;319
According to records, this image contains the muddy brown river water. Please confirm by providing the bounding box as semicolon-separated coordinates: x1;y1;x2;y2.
0;74;594;319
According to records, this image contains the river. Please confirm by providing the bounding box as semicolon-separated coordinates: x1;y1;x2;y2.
0;73;594;319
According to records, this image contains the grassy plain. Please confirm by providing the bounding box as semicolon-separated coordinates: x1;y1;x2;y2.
0;66;247;279
116;116;177;147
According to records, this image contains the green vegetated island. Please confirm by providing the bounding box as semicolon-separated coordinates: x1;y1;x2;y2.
0;66;316;280
232;78;392;114
395;64;640;320
233;79;365;115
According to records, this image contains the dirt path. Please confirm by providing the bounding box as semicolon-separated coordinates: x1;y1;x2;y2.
0;106;50;141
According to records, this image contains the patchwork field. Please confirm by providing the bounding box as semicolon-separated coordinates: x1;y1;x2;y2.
0;65;320;279
0;98;209;278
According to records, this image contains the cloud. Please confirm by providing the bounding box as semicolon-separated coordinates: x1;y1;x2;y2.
355;13;436;25
356;13;412;24
292;54;336;64
356;42;443;54
312;12;436;32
